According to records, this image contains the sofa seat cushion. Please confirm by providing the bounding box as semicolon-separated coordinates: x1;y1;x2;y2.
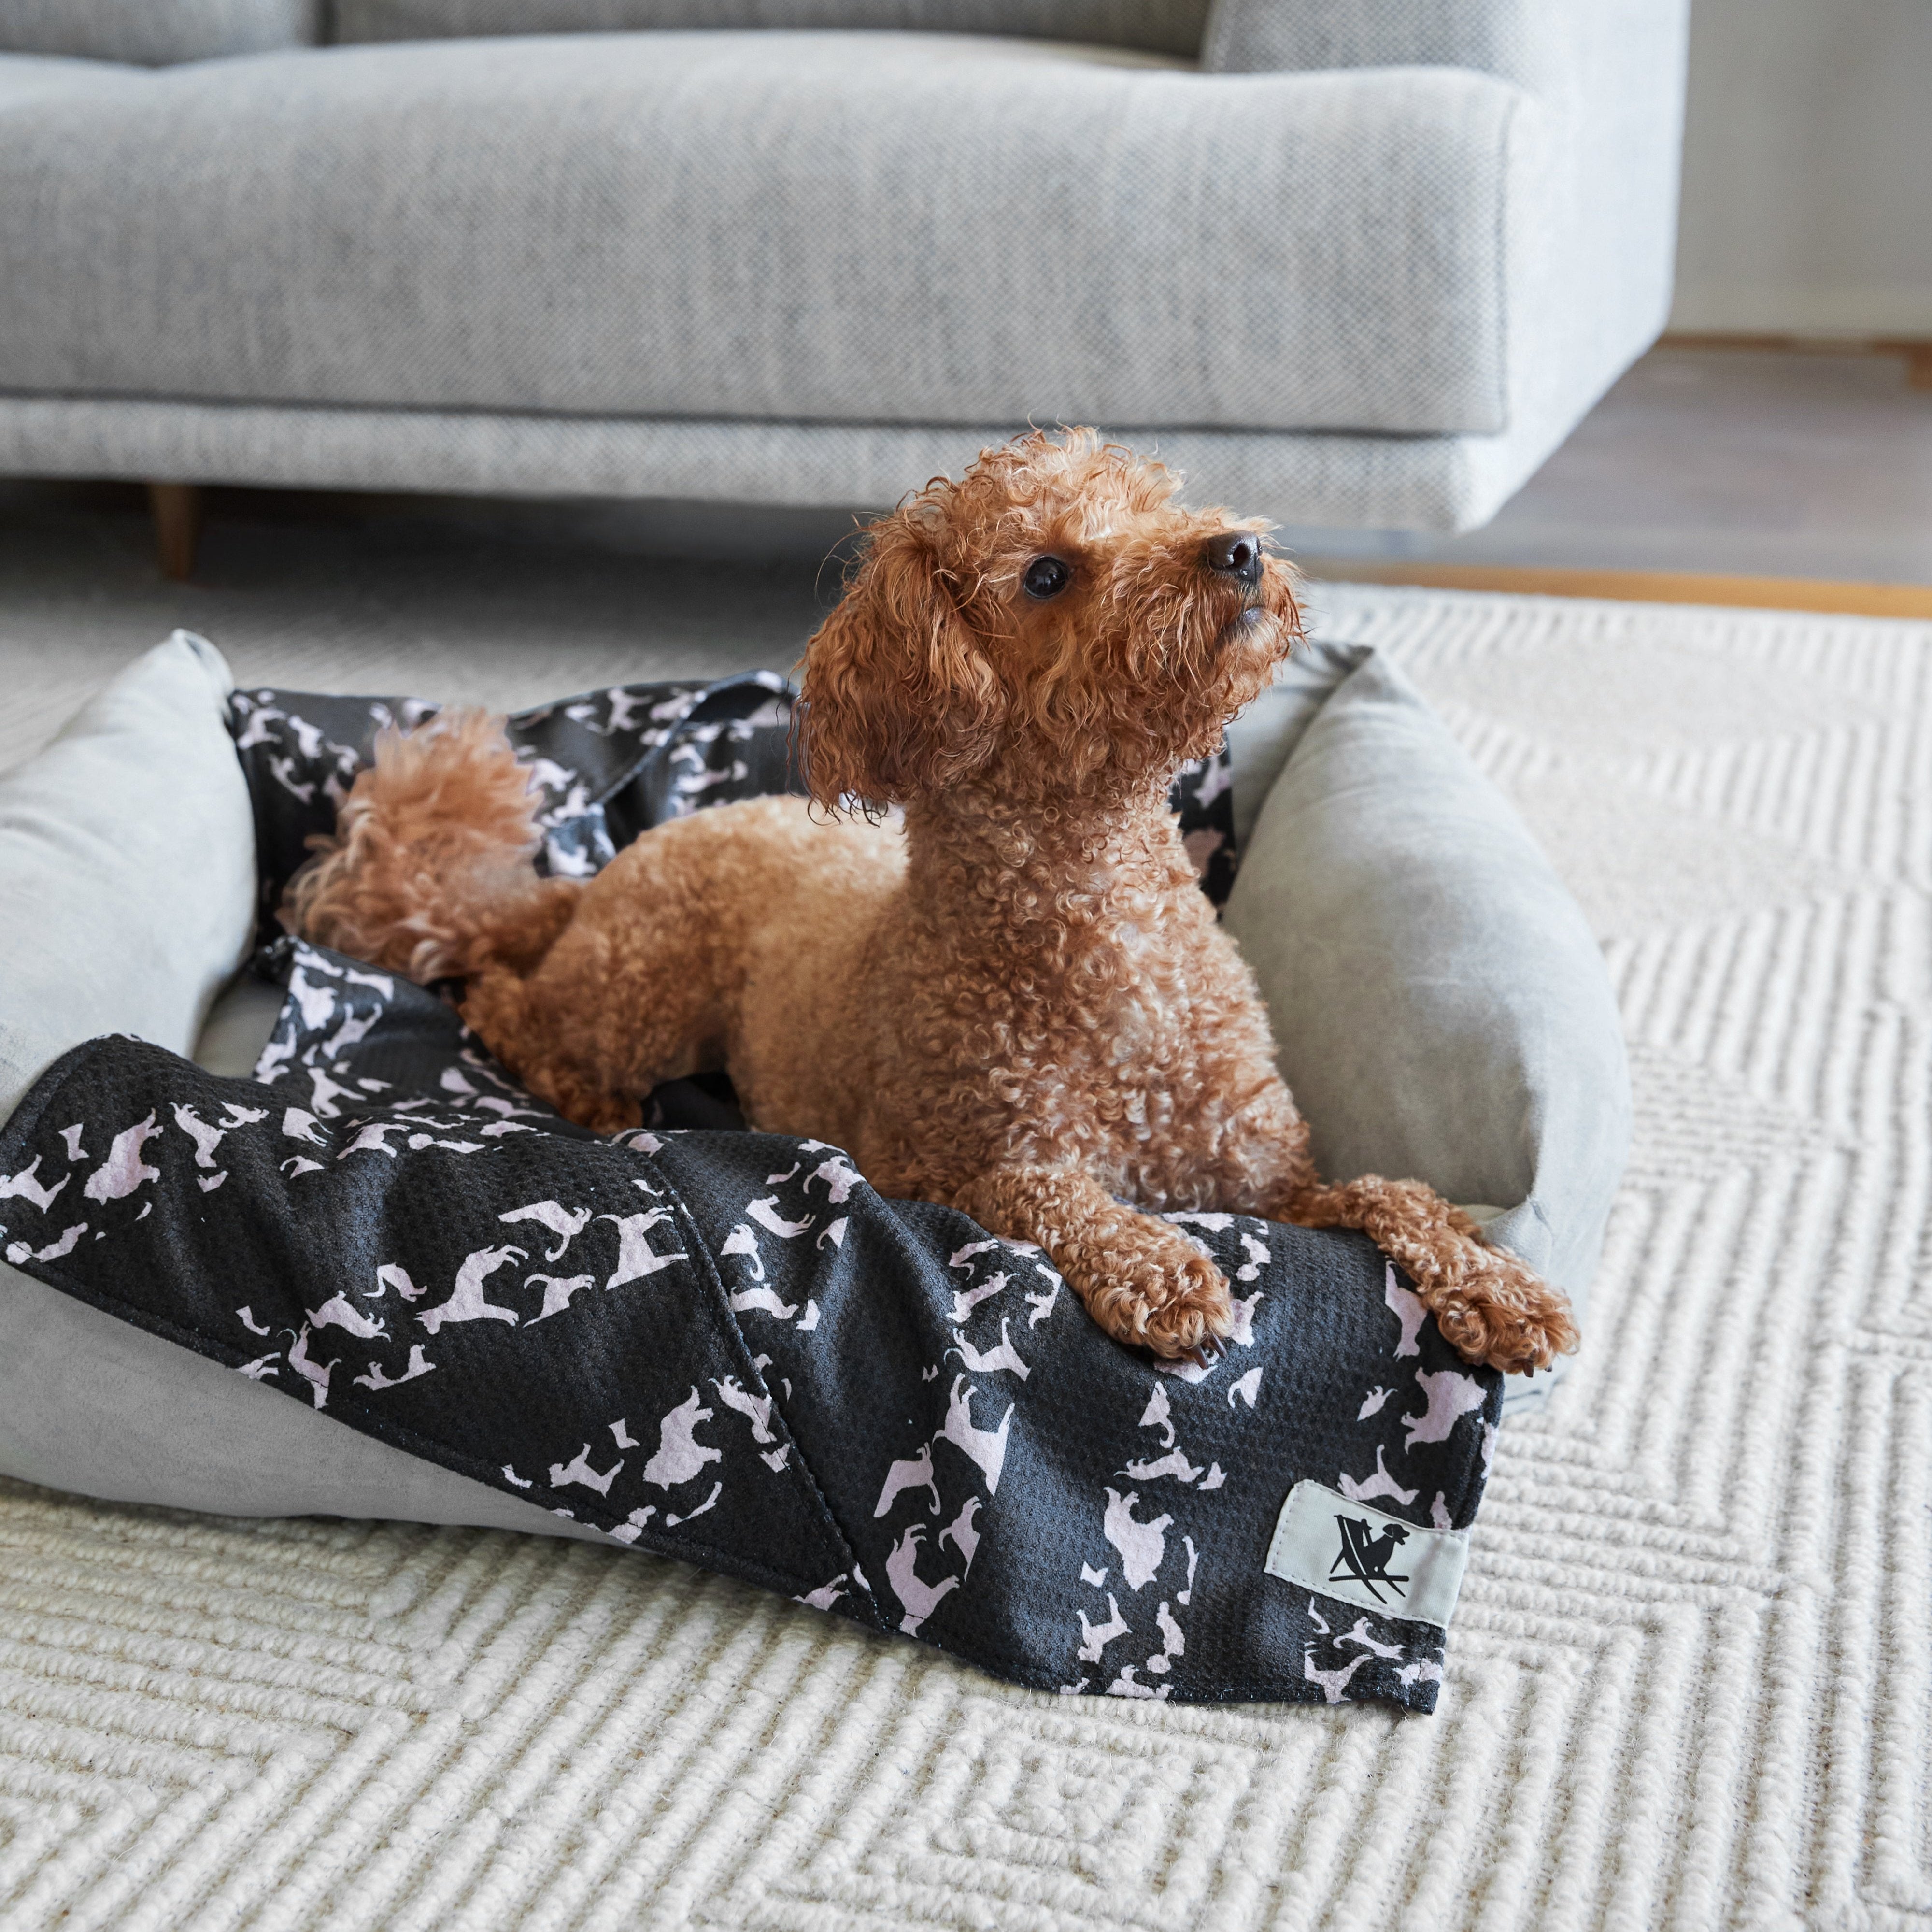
0;32;1540;436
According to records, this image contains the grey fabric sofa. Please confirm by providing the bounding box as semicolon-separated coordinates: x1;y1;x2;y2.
0;0;1688;534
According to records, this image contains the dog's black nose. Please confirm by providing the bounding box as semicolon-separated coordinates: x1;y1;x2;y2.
1205;531;1263;585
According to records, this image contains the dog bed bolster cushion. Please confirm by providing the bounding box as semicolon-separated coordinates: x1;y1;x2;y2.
1223;642;1631;1382
0;637;1626;1709
0;630;256;1120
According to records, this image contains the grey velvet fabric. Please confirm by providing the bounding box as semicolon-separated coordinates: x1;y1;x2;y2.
0;0;319;64
333;0;1208;54
0;35;1535;438
1222;643;1630;1347
0;1272;608;1540
0;631;257;1127
190;972;287;1079
1222;635;1375;850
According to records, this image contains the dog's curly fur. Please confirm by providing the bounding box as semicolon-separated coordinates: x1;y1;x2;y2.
287;430;1577;1373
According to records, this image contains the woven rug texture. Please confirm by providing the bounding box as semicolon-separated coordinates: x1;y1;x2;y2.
2;582;1930;1931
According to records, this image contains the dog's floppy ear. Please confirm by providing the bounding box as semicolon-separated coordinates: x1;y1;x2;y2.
798;507;1006;809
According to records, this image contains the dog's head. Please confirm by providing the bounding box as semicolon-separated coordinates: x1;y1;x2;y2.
798;429;1302;808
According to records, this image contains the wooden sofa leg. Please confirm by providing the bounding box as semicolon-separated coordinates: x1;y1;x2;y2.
148;481;203;581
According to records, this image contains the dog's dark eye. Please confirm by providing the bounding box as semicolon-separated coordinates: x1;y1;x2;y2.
1022;556;1071;601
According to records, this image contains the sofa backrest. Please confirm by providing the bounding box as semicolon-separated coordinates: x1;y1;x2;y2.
0;0;320;65
328;0;1208;57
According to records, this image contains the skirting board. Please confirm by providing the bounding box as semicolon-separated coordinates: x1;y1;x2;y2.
1659;330;1932;390
1296;561;1932;621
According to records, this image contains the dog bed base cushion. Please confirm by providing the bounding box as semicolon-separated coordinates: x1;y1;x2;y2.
0;1268;605;1543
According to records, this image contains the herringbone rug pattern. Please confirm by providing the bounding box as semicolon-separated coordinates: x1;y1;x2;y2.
3;585;1929;1930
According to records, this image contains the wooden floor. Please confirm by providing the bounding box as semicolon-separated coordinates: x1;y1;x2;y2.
1289;338;1932;617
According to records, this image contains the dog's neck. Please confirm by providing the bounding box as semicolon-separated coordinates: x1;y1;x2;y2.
899;771;1198;948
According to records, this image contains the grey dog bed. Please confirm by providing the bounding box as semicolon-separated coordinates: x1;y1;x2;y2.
0;632;1628;1710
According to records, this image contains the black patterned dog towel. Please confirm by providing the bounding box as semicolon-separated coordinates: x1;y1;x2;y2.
0;675;1499;1709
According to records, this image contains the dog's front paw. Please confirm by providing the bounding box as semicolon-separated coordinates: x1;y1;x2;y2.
1085;1245;1234;1362
1432;1245;1577;1374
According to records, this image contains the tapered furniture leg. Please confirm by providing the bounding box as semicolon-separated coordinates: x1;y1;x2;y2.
148;481;203;581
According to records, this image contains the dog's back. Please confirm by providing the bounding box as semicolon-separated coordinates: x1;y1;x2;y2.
598;794;905;1145
292;725;906;1140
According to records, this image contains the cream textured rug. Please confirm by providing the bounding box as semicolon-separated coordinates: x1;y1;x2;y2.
4;582;1931;1932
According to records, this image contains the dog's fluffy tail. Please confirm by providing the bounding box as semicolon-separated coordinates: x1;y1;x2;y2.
284;707;579;982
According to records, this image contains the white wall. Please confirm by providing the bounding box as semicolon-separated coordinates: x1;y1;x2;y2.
1670;0;1932;336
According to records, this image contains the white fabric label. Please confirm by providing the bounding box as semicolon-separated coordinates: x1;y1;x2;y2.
1264;1480;1469;1630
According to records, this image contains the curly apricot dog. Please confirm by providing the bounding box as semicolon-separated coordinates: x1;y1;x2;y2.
289;430;1576;1373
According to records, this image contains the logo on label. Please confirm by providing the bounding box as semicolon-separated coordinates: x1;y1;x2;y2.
1264;1480;1469;1630
1329;1514;1411;1603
